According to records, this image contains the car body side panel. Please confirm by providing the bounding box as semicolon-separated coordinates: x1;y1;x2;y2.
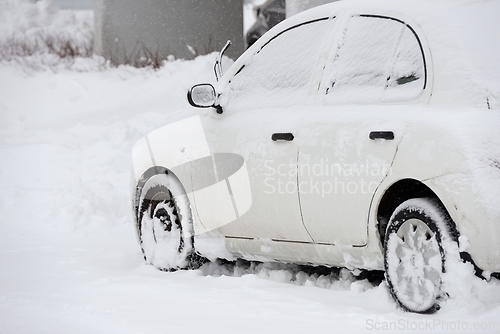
373;118;500;272
424;177;500;273
198;111;314;243
226;237;383;270
296;109;405;246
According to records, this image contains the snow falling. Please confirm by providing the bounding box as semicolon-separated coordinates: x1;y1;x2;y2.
1;1;499;333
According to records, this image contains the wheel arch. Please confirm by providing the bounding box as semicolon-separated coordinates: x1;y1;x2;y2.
133;166;187;229
376;178;457;247
374;178;496;276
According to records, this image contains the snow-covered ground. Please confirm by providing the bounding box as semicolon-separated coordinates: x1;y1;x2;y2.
1;1;500;333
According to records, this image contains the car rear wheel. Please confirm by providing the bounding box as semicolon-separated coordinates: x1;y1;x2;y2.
384;198;455;313
137;172;204;271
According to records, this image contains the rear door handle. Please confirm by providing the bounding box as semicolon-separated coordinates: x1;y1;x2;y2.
272;133;294;141
369;131;394;140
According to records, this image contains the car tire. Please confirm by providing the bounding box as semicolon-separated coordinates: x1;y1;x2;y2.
384;197;456;313
137;172;205;271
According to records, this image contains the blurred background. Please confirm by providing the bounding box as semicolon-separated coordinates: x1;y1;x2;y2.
24;0;336;66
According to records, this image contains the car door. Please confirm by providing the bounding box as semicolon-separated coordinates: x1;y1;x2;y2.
195;17;336;243
297;15;428;246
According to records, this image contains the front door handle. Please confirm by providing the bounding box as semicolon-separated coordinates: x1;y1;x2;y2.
272;133;294;141
369;131;394;140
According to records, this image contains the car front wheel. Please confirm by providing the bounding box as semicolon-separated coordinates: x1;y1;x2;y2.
136;172;204;271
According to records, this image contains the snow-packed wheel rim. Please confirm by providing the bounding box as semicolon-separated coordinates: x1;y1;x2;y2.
140;187;187;270
137;173;194;271
384;198;450;314
386;219;443;312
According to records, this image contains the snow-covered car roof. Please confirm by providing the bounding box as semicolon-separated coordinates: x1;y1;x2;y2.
228;0;500;110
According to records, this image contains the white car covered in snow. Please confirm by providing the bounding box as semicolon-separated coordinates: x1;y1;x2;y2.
131;0;500;313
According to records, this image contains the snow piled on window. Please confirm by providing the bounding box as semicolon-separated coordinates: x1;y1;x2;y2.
225;18;334;111
325;16;424;105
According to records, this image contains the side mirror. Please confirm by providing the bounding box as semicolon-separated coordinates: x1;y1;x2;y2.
187;83;223;114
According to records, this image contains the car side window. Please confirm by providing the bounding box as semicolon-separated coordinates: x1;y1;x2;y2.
226;18;334;110
324;16;425;104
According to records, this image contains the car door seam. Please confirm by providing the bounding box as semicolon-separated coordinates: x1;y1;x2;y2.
296;150;317;243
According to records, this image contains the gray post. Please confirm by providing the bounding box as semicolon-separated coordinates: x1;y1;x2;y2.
94;0;244;66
